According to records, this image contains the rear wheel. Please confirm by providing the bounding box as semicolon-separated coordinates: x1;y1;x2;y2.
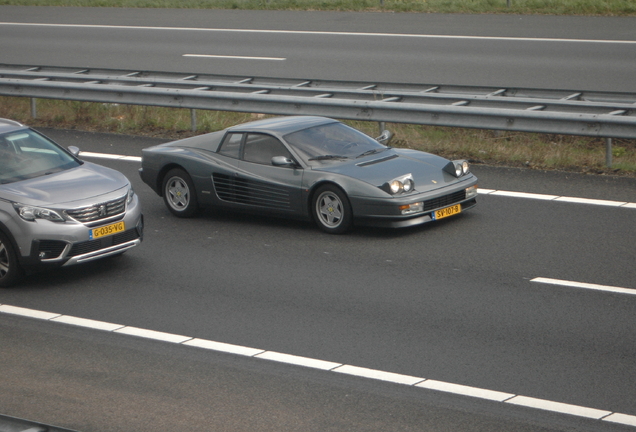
312;185;353;234
163;168;199;218
0;232;23;288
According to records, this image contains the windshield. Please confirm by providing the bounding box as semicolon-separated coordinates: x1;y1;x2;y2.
0;129;81;184
284;122;388;165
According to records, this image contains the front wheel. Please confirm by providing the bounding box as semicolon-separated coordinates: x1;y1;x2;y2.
0;232;23;288
312;185;353;234
162;168;199;218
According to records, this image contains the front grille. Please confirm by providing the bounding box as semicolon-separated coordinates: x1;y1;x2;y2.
37;240;67;259
65;195;127;223
423;190;466;212
68;228;140;257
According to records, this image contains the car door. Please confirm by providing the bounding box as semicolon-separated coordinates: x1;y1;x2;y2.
235;133;305;215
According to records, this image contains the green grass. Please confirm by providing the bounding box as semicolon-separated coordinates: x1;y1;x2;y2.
2;97;634;176
1;0;635;15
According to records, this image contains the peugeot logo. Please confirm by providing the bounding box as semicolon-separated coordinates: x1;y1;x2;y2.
98;205;107;217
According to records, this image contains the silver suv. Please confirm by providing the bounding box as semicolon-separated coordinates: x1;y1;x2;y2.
0;118;143;287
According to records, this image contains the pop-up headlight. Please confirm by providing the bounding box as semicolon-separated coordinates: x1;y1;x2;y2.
383;173;415;195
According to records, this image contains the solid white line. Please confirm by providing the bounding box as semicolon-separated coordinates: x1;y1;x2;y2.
114;326;193;343
531;277;636;296
416;379;514;402
183;338;265;356
51;315;125;331
1;22;635;44
255;351;342;370
506;396;612;419
479;188;635;208
184;54;285;61
333;364;424;385
79;151;141;162
0;304;61;320
605;413;636;427
2;303;636;427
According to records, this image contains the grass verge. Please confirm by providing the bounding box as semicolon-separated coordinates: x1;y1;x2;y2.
2;96;634;176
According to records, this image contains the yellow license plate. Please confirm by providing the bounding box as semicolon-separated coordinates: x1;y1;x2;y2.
89;221;125;239
433;204;461;220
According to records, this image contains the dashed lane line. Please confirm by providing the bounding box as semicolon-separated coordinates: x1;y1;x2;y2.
1;304;635;428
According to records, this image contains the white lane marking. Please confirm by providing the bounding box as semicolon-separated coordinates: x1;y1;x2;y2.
531;278;636;296
183;54;286;61
0;304;61;319
79;152;636;209
478;189;635;208
506;395;612;419
51;315;125;331
256;351;342;370
2;303;636;427
1;22;635;44
183;338;265;356
79;151;141;162
114;326;193;343
605;413;636;427
333;364;424;385
416;379;514;402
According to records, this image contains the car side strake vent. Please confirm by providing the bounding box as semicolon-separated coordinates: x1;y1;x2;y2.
212;173;291;210
65;195;126;223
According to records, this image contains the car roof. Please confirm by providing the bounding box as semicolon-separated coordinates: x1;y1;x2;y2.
0;118;27;135
227;116;338;135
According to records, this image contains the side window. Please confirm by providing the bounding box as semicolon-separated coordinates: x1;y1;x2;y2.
243;134;293;165
218;133;243;159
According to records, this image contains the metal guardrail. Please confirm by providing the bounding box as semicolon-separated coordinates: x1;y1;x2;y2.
1;64;635;137
0;64;634;166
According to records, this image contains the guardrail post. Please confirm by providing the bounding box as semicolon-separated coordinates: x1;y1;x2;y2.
605;138;613;168
190;109;197;132
30;98;37;119
379;121;386;135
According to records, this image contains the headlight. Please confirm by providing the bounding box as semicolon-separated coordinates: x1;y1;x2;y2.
13;203;65;222
127;186;135;205
384;174;415;195
444;160;470;178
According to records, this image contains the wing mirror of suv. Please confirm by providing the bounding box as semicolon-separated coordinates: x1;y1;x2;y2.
375;130;393;145
68;146;80;157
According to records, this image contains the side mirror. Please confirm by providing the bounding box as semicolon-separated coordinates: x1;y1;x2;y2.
68;146;81;157
271;156;297;167
376;130;393;145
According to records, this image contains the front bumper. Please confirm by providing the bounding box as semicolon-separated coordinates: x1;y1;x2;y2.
350;179;478;228
15;195;144;271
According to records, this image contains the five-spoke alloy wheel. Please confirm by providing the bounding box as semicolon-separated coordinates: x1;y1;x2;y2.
313;185;352;234
163;168;199;218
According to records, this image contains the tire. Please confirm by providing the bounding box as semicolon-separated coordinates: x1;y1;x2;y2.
312;185;353;234
0;232;23;288
162;168;199;218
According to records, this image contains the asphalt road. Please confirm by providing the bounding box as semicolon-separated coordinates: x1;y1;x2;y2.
1;6;635;91
1;129;635;431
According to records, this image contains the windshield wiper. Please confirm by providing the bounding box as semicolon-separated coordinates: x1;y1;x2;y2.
308;154;349;161
356;147;391;158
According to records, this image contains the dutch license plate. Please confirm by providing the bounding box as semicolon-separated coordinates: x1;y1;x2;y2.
433;204;461;221
89;221;125;239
